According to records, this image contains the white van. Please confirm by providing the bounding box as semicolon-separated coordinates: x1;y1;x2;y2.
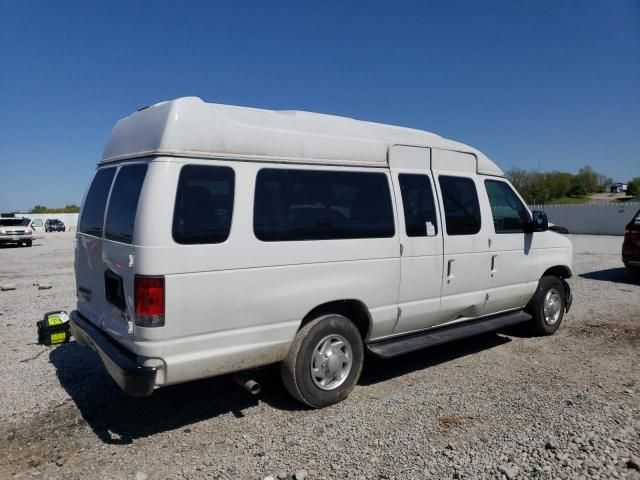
70;97;573;407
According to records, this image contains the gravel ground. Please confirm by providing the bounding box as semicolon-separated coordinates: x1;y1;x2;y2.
0;232;639;480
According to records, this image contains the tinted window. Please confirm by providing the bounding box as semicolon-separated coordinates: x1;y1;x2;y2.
254;169;395;241
172;165;235;244
438;176;481;235
79;168;116;237
484;180;529;234
398;174;438;237
0;219;23;227
104;164;148;244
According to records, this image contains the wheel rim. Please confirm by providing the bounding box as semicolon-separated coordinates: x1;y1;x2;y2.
543;287;562;325
310;334;353;391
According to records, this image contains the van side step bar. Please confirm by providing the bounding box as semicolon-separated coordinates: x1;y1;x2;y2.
367;311;531;359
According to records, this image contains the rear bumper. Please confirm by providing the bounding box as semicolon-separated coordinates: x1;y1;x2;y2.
70;310;157;397
0;234;32;243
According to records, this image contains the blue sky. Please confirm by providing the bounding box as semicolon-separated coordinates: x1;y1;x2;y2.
1;0;639;212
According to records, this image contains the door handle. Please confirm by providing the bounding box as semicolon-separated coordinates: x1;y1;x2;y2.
446;259;455;283
490;255;498;276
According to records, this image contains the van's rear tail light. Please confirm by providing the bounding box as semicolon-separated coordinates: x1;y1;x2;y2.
134;275;165;327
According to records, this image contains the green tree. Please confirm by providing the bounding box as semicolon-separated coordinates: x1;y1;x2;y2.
31;205;47;213
568;180;587;198
627;177;640;198
598;175;614;192
545;171;573;199
528;174;551;204
576;166;599;193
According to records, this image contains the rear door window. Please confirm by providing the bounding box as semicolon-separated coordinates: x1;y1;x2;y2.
104;164;148;244
172;165;235;244
79;167;116;237
398;174;438;236
438;176;482;235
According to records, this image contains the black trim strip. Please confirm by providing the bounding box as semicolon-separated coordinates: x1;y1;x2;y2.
367;311;531;359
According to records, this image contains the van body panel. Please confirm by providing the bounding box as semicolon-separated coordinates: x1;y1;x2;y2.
100;240;137;338
432;148;476;173
161;259;399;341
75;233;107;328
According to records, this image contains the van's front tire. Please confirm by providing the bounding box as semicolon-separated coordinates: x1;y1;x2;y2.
281;314;364;408
526;276;566;336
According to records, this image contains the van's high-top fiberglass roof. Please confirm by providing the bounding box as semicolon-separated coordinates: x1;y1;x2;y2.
101;97;503;176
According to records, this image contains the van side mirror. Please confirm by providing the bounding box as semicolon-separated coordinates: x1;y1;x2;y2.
528;210;548;232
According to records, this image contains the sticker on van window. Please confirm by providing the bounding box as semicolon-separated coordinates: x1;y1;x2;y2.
426;221;436;236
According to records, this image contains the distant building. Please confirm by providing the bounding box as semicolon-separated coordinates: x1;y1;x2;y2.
605;182;628;193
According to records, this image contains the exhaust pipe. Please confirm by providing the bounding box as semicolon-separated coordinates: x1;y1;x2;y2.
233;374;261;395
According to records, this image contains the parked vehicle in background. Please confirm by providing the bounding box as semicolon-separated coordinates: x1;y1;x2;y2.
622;208;640;278
45;219;66;232
0;218;33;247
71;97;574;407
24;217;45;234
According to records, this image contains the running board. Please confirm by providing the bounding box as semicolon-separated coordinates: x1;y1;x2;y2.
367;311;531;359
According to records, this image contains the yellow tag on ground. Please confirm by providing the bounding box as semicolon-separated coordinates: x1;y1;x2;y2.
50;332;66;344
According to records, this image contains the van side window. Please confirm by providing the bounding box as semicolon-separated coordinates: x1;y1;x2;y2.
398;174;438;236
438;176;481;235
105;164;148;244
173;165;235;244
484;180;529;234
79;167;116;238
254;169;395;241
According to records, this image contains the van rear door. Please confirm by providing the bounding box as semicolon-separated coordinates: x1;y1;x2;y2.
76;167;117;329
75;163;148;340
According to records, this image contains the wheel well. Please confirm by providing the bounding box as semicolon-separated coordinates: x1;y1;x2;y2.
543;265;572;279
300;300;372;340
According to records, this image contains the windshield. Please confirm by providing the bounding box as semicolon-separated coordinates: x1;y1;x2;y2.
50;220;62;224
0;219;25;227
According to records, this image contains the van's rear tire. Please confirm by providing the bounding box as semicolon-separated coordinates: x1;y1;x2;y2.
526;276;566;336
281;314;364;408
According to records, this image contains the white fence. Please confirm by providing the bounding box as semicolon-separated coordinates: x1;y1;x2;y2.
19;213;80;231
530;202;640;235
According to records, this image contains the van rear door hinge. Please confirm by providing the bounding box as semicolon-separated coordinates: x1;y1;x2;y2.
397;306;402;320
400;243;404;256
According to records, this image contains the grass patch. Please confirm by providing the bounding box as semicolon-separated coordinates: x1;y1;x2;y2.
547;196;590;205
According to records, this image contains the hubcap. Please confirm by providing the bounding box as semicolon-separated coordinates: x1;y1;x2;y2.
543;287;562;325
310;334;353;391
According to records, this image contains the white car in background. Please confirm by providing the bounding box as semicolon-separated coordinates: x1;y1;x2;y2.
0;217;34;247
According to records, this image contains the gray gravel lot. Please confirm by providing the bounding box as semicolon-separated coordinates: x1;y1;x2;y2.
1;232;639;480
